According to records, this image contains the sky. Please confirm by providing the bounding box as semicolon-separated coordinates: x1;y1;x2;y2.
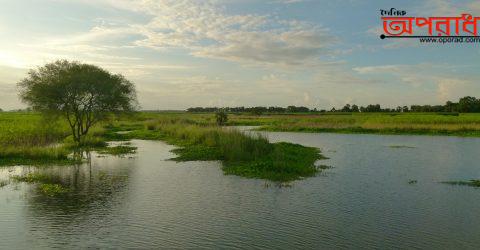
0;0;480;110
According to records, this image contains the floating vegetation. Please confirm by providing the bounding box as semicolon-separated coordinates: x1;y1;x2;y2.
318;165;333;170
11;173;69;197
408;180;418;184
442;180;480;187
388;145;416;149
38;183;69;196
12;173;55;183
0;180;9;188
107;118;326;182
97;145;137;156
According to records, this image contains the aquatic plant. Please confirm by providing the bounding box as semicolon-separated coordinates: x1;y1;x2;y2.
0;180;8;188
388;145;416;149
442;180;480;187
12;173;56;183
38;184;69;196
97;145;137;156
106;117;325;182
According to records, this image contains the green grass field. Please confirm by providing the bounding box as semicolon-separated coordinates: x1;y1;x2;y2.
226;112;480;136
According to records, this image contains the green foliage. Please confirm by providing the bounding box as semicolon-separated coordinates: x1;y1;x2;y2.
39;184;69;196
222;142;323;182
17;60;137;143
12;173;54;183
0;112;69;147
12;173;69;196
107;116;324;182
215;109;228;126
0;145;77;166
442;180;480;187
97;145;136;156
0;180;9;188
229;113;480;137
186;96;480;113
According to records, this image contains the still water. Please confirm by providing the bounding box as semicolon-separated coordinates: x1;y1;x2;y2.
1;131;480;249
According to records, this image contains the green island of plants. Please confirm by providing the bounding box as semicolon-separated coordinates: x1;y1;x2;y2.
442;180;480;187
103;116;326;182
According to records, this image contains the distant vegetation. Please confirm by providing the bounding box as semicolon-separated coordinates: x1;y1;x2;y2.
442;180;480;187
215;109;228;126
228;113;480;136
187;96;480;114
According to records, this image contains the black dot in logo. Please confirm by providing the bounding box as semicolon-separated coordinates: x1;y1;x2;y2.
380;34;386;39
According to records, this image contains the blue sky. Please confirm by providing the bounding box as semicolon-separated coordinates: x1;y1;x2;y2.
0;0;479;110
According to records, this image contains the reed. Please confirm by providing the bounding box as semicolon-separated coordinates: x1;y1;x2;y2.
108;117;324;182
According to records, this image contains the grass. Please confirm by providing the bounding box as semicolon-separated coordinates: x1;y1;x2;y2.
4;111;480;181
442;180;480;187
11;173;56;183
38;184;69;196
0;113;76;166
0;112;325;182
0;180;8;188
0;146;79;166
97;145;137;156
103;116;325;182
388;145;416;149
12;172;69;196
0;112;134;166
226;113;480;136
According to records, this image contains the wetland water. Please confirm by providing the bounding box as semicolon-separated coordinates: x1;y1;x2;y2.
1;131;480;249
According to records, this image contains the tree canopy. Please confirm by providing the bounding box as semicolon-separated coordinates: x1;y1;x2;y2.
18;60;137;143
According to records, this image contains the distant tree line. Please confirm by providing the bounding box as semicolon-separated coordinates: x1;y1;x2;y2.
188;106;312;115
187;96;480;114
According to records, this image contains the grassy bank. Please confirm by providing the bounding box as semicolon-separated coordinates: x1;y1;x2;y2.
227;113;480;136
0;113;76;165
104;117;325;182
0;112;132;166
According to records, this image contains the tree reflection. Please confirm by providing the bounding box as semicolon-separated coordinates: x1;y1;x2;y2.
16;151;134;228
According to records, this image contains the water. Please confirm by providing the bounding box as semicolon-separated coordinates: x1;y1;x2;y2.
1;132;480;249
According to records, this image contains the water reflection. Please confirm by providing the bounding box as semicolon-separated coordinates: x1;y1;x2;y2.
1;135;480;249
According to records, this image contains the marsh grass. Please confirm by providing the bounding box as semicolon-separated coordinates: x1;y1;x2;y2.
388;145;416;149
107;117;325;182
228;113;480;136
442;180;480;187
97;145;137;156
38;183;69;196
0;180;8;188
12;173;56;183
0;112;134;166
0;146;79;166
12;172;69;196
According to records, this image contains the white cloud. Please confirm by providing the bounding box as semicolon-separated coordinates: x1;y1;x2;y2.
437;78;470;102
47;0;338;68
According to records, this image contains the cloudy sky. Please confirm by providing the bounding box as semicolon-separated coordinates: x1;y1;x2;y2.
1;0;479;110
